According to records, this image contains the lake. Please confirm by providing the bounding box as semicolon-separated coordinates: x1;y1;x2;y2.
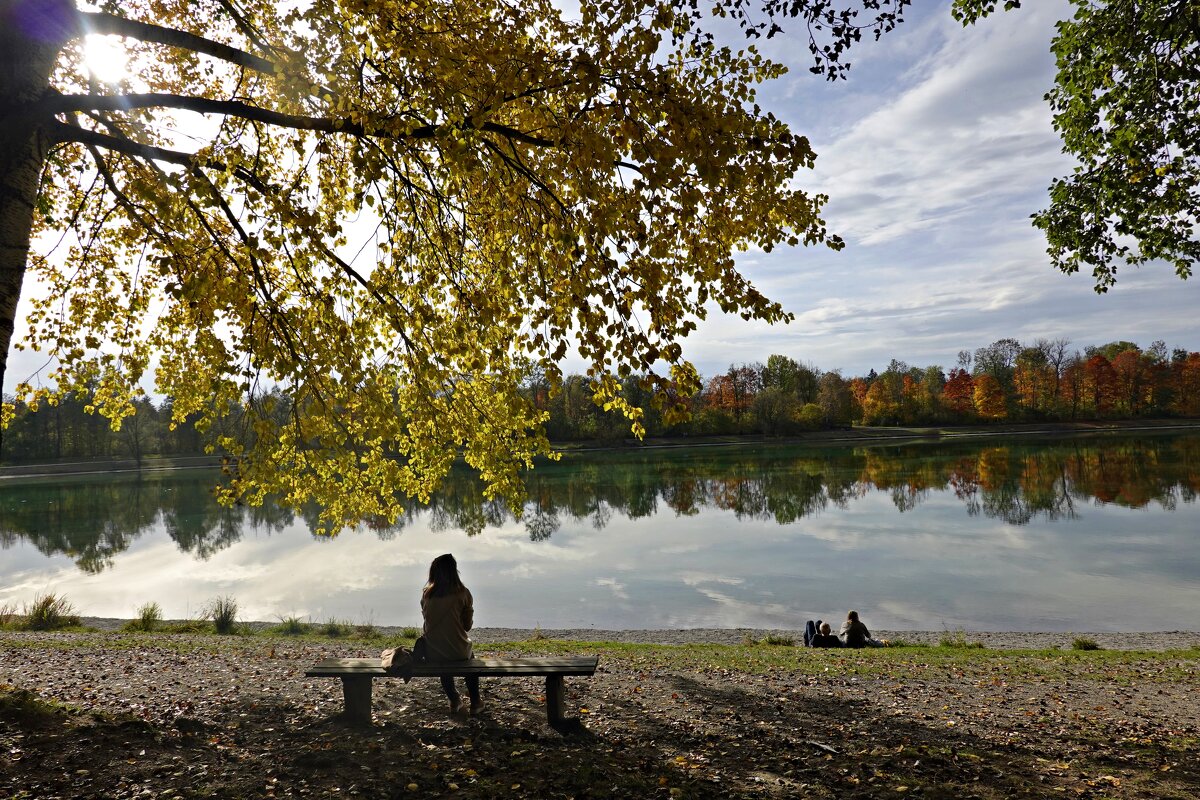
2;431;1198;632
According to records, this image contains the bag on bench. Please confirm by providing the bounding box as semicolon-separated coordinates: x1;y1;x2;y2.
380;646;415;681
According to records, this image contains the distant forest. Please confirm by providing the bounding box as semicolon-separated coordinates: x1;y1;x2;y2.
3;337;1199;464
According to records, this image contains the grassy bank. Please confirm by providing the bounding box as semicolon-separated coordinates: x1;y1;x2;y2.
4;625;1199;681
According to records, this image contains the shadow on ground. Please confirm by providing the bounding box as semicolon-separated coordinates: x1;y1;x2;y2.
4;662;1197;799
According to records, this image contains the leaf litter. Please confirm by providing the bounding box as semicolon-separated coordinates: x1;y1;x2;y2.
1;632;1198;798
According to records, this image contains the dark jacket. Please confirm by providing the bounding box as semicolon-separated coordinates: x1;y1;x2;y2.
840;619;872;648
811;633;842;648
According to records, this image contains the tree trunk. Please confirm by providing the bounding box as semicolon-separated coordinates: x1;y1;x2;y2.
0;0;74;456
0;0;74;392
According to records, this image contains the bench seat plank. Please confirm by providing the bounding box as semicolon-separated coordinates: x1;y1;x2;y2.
305;656;598;726
306;656;598;678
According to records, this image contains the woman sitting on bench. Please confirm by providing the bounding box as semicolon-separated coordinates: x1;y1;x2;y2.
422;553;484;715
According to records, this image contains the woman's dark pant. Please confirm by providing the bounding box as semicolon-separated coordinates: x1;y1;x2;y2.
440;675;481;704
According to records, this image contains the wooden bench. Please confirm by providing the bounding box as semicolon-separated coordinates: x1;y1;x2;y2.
305;656;599;726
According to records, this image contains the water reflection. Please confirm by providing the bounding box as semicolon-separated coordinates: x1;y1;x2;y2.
0;475;292;573
1;433;1197;574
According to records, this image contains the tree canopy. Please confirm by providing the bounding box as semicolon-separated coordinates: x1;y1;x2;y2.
954;0;1200;290
0;0;913;530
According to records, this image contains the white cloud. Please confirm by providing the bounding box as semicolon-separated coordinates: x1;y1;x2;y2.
677;572;744;587
807;4;1068;247
594;577;629;600
680;1;1200;378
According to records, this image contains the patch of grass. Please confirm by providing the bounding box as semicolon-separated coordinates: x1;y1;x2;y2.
203;596;239;635
886;638;919;648
400;626;422;639
529;625;547;641
352;611;380;640
0;686;77;723
939;628;985;649
0;602;18;628
269;615;310;636
22;594;81;631
762;634;795;646
1072;637;1102;651
161;619;211;634
319;618;351;638
123;602;163;633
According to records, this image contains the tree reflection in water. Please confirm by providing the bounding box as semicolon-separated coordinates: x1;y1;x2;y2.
2;433;1197;572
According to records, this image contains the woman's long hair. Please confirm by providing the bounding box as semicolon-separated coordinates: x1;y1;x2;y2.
423;553;466;600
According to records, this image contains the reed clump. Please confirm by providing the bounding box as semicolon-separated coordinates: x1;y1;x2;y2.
22;594;81;631
204;596;239;635
124;602;163;632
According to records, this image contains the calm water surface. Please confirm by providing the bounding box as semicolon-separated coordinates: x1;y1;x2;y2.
2;432;1198;632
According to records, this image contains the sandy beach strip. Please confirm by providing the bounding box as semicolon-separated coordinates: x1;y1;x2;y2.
76;618;1200;650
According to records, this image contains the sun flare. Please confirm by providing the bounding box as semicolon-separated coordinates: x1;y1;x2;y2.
83;35;129;84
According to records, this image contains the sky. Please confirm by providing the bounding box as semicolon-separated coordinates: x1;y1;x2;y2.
676;0;1200;378
4;0;1198;394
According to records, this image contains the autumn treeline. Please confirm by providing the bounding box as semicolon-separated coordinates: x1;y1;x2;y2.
532;338;1200;440
0;393;267;465
3;337;1199;464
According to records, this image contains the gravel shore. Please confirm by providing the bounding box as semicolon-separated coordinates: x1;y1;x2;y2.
5;624;1200;798
78;617;1200;650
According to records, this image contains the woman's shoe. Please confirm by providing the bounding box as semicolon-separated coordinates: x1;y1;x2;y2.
450;698;466;715
469;701;485;716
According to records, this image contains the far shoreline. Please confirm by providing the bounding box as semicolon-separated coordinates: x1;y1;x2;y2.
71;618;1200;651
4;418;1200;479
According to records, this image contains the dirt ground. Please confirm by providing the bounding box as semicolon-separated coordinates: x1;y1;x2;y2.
2;631;1198;799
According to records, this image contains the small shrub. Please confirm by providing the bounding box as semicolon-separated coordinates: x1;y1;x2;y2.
204;596;239;635
400;626;422;639
0;602;18;628
23;594;80;631
939;628;985;649
272;615;309;636
124;602;162;633
1072;637;1101;651
763;634;795;647
350;612;379;640
320;618;350;638
530;625;547;641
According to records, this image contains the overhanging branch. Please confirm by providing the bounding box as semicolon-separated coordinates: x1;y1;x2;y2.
81;10;276;74
44;93;560;149
50;122;273;194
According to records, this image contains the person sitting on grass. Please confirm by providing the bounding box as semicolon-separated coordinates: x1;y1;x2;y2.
810;621;842;648
839;609;886;648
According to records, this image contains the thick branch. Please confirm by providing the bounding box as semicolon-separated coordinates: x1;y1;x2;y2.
44;93;559;148
81;10;275;74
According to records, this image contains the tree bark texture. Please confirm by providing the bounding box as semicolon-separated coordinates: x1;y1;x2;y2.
0;0;74;395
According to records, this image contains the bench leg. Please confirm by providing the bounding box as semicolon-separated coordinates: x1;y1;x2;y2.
545;675;565;724
341;676;373;726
